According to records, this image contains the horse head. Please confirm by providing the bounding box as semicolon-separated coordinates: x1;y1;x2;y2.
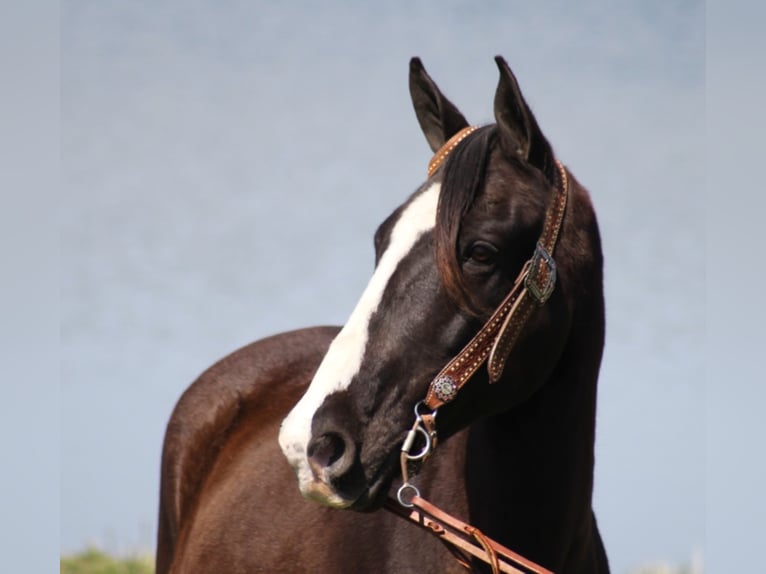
278;57;603;511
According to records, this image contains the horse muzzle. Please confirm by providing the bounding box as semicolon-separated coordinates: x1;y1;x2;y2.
280;426;368;509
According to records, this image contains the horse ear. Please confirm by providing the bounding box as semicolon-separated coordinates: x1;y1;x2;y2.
493;56;555;180
409;58;470;152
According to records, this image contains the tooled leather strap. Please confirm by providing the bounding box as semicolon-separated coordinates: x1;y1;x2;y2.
428;126;480;178
423;268;529;408
424;161;568;411
487;161;568;381
384;495;555;574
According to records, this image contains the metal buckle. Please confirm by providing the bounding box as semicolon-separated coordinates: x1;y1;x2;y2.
397;402;438;508
525;243;557;304
401;402;436;462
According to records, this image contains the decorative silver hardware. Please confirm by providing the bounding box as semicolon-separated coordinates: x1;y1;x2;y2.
431;375;458;403
525;243;557;304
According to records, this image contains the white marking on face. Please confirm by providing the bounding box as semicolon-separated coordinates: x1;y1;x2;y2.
278;183;440;504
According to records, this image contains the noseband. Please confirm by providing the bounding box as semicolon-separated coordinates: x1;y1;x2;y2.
387;126;567;574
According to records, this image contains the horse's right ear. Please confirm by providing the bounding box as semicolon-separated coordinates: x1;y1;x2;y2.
409;58;470;153
493;56;555;182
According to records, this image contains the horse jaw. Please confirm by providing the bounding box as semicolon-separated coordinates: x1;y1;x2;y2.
278;183;441;507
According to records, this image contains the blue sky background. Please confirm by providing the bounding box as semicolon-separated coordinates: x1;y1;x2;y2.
3;2;765;573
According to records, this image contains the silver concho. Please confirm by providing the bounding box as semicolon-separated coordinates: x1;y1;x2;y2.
432;375;458;403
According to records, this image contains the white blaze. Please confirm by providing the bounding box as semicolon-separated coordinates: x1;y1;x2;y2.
278;183;440;499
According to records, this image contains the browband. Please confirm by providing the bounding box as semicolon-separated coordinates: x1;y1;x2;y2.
427;126;480;178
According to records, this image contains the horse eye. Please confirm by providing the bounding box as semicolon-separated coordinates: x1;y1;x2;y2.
466;242;498;265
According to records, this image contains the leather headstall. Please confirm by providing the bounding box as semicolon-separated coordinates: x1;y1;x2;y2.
424;132;569;417
388;128;568;574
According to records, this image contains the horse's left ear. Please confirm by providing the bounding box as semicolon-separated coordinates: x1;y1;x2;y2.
493;56;555;182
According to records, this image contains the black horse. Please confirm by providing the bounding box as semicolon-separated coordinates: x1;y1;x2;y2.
157;57;609;573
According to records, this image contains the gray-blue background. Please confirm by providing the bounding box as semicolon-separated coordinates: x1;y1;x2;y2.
61;2;706;572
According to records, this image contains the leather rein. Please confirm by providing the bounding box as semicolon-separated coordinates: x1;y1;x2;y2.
384;126;567;574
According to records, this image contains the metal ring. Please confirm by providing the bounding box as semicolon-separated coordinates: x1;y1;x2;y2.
403;425;431;461
397;483;420;508
414;400;437;421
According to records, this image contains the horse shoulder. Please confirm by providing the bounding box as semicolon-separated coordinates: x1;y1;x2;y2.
156;325;339;572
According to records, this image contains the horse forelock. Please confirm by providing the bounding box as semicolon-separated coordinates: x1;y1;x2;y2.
435;125;497;315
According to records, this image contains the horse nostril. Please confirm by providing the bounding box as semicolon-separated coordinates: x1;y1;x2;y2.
307;432;353;479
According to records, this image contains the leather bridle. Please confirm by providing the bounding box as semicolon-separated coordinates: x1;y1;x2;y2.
385;126;567;574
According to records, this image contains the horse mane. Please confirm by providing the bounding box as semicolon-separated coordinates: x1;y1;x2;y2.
434;125;496;314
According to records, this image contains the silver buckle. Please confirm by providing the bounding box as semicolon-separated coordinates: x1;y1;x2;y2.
525;243;556;304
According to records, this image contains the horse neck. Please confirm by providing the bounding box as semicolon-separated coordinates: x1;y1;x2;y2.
463;285;605;569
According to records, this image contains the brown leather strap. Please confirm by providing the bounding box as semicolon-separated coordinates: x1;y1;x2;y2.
424;161;568;410
385;495;555;574
424;267;529;409
487;161;567;381
428;126;480;178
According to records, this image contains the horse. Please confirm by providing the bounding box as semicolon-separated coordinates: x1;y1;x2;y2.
156;56;609;574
